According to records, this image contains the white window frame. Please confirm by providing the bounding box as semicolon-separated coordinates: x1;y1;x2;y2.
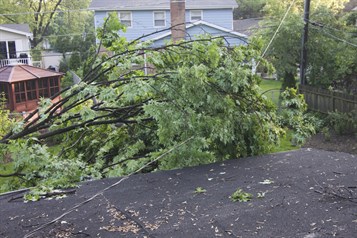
190;10;203;22
118;11;132;28
0;41;17;59
153;11;166;28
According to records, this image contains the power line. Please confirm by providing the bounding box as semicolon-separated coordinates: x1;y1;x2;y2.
23;137;194;238
0;3;171;17
310;23;357;48
307;19;357;35
0;8;93;17
258;0;298;63
34;32;95;39
261;0;297;57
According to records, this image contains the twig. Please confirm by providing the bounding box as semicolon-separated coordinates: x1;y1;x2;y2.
24;137;193;238
8;189;76;203
313;179;357;204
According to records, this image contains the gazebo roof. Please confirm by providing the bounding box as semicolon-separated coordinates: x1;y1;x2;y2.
0;64;63;83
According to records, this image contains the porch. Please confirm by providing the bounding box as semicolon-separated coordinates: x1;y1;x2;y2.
0;58;43;68
0;58;31;68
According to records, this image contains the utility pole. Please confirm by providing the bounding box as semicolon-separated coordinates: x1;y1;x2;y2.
300;0;311;85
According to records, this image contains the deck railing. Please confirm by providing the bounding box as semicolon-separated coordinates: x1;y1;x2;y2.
0;58;32;68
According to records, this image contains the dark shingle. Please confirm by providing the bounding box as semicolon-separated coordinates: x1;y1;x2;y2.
0;24;31;34
233;18;262;36
89;0;238;10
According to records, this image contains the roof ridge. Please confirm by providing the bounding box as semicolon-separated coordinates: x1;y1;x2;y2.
19;65;41;79
8;66;15;83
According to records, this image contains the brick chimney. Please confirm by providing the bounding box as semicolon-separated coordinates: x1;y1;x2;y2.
170;0;186;42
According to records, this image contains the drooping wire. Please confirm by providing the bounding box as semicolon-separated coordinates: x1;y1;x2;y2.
260;0;298;59
308;21;357;48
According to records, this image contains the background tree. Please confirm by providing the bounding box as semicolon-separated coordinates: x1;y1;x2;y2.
47;0;95;68
234;0;266;19
259;0;357;91
0;0;92;49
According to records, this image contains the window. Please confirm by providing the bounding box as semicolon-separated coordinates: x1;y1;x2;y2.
0;41;16;59
118;11;132;27
49;77;60;96
154;11;166;27
39;77;59;98
39;78;49;98
14;82;26;103
0;42;6;60
190;10;203;22
8;41;16;59
26;80;37;100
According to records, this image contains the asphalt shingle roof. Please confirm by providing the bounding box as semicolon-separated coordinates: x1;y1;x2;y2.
89;0;238;10
233;18;262;36
0;24;31;34
1;149;357;237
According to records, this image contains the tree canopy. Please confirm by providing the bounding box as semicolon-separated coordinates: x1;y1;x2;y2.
234;0;266;19
0;15;285;195
259;0;357;91
0;0;92;48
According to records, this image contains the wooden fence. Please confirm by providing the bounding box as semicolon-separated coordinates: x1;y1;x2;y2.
299;85;357;114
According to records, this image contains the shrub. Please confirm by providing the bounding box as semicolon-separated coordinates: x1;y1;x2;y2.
278;88;322;145
326;110;357;135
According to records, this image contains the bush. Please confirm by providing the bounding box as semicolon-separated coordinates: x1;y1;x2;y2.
61;72;75;89
326;110;357;135
59;58;70;73
278;88;322;145
69;51;82;71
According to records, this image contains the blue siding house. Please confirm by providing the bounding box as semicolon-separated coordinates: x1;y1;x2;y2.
89;0;247;47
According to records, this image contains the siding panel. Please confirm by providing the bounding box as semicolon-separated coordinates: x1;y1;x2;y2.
94;8;235;42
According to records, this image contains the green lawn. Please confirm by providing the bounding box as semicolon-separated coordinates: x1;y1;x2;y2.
259;79;282;106
269;130;299;153
0;163;15;193
258;80;299;153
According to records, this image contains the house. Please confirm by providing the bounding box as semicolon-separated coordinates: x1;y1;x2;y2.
89;0;247;47
0;64;63;112
0;24;33;68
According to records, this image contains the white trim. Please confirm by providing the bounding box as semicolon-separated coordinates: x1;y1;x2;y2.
190;10;203;22
231;8;234;30
0;26;33;39
0;40;17;59
118;11;133;28
153;11;166;28
150;20;248;41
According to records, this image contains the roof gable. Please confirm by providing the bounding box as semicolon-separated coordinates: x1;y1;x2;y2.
90;0;238;11
0;24;33;38
151;20;247;42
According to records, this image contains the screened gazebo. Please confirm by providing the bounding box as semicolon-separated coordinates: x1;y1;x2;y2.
0;64;63;112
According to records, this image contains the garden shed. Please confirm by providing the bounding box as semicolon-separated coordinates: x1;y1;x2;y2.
0;64;63;112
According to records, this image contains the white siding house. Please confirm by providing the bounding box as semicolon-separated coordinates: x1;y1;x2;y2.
0;24;33;68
